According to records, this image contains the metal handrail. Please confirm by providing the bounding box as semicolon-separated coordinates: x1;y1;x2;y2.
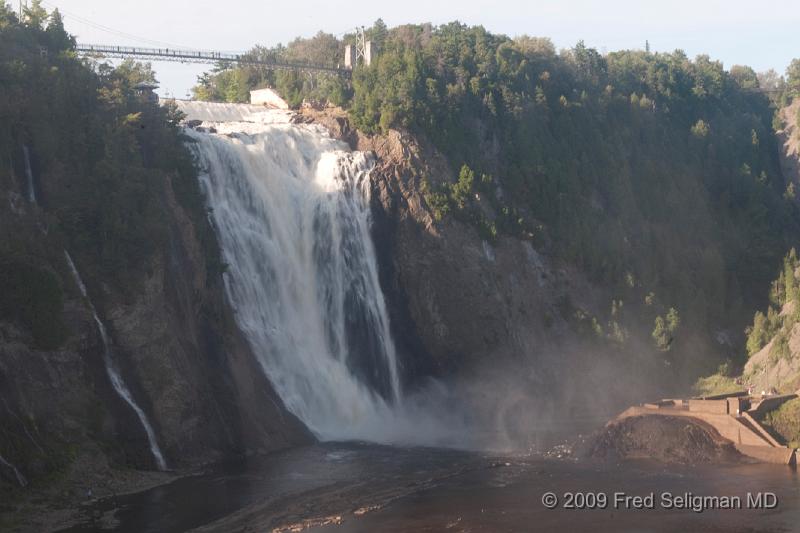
76;44;351;76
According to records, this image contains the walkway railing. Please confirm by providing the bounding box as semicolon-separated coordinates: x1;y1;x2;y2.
76;44;350;76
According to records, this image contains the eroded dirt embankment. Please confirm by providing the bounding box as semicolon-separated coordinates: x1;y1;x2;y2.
586;415;745;465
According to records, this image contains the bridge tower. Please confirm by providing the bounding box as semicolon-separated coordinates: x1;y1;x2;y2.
344;26;376;69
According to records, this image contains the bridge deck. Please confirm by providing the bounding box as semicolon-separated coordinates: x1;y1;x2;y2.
76;44;350;76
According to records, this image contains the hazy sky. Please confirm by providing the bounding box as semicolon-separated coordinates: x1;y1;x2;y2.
40;0;800;97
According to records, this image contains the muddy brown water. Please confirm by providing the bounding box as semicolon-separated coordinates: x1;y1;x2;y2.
60;442;800;533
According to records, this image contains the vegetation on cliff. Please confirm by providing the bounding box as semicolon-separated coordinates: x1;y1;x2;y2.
745;249;800;358
737;248;800;393
196;20;800;377
346;25;799;331
763;398;800;448
697;248;800;396
1;4;301;504
191;30;349;107
0;1;222;313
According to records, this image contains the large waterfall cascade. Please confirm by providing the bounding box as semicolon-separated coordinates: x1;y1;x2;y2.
179;101;411;442
64;251;168;471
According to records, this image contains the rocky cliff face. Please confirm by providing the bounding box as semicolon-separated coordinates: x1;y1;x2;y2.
743;304;800;393
739;102;800;395
298;108;671;437
777;99;800;195
0;151;310;515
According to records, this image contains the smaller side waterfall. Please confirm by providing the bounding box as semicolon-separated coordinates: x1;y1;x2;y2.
64;251;167;471
0;452;28;487
22;145;36;204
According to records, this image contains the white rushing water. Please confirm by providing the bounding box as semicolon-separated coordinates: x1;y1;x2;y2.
64;251;167;470
0;452;28;487
180;101;407;441
22;145;36;204
172;100;293;124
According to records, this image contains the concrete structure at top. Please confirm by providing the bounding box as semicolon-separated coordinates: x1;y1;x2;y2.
249;88;289;109
364;41;376;66
344;41;376;69
612;391;799;465
344;26;376;69
344;44;356;69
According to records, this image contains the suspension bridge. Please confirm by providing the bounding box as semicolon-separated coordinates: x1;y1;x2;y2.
76;44;351;76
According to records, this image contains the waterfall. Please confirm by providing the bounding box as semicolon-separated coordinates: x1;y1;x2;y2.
0;452;28;487
63;251;167;471
180;102;403;441
22;145;36;204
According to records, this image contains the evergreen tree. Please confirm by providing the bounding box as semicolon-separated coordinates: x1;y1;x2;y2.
0;2;17;28
652;316;670;351
369;18;388;49
787;58;800;97
45;8;75;51
22;0;47;29
747;311;768;356
666;308;681;334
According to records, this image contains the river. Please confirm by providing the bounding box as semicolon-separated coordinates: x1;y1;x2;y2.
60;441;800;533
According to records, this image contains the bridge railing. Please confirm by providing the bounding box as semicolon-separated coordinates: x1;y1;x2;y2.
76;44;350;76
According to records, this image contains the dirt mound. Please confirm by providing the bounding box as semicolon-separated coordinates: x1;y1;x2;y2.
586;415;745;465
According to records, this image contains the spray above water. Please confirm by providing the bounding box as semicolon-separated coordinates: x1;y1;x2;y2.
64;251;167;471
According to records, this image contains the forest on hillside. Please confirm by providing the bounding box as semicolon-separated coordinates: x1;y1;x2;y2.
3;2;800;379
0;3;222;347
195;20;800;375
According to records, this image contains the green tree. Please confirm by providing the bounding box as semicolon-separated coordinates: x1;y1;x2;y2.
652;316;670;351
758;69;784;92
666;307;681;333
45;8;75;51
192;72;219;101
730;65;759;89
368;18;388;49
451;164;475;209
691;119;710;138
787;58;800;96
0;2;17;28
114;59;158;86
22;0;47;29
746;311;768;356
652;308;680;351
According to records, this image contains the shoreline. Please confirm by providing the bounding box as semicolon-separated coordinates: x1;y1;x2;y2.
3;464;193;532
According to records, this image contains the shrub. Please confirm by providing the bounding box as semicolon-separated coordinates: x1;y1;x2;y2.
763;398;800;447
0;256;67;349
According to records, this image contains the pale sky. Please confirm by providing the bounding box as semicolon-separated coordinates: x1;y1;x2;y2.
39;0;800;97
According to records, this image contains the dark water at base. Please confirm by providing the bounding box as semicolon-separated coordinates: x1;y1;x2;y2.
62;443;800;533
